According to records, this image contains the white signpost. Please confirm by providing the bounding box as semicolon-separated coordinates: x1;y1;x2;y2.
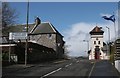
9;32;28;40
8;32;28;63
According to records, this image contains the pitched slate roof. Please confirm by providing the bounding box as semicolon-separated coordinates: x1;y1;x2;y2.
90;26;104;35
31;22;63;37
2;24;35;36
2;22;63;37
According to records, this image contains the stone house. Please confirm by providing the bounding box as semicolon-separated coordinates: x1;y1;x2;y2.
2;17;65;63
29;18;65;58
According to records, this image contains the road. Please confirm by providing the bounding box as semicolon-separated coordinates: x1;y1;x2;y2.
2;58;120;78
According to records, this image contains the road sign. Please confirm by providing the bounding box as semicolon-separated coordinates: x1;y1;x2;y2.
115;39;120;60
9;32;28;40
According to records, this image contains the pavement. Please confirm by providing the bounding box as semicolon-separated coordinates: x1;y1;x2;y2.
90;60;120;78
3;64;34;72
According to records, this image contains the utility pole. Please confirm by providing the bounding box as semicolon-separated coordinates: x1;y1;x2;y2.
25;0;29;66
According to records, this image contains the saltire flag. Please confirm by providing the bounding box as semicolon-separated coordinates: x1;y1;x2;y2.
102;15;115;23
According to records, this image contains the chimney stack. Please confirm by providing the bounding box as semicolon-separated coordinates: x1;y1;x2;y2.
35;16;41;26
30;17;41;33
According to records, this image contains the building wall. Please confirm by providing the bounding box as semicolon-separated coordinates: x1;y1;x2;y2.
16;42;56;63
56;34;64;58
30;34;57;51
89;34;106;60
30;33;64;59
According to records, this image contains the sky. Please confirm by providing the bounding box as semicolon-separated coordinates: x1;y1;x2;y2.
9;2;118;57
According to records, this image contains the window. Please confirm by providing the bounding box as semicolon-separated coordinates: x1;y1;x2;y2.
94;41;96;44
98;41;100;44
48;34;52;39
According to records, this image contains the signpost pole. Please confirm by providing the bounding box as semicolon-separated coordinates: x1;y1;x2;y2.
8;40;11;63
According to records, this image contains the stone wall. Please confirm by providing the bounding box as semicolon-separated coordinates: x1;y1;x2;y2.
30;33;56;51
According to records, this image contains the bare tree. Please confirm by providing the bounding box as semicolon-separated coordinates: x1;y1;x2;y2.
2;2;18;29
63;45;70;59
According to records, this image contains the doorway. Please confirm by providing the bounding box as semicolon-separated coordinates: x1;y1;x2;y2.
94;46;100;59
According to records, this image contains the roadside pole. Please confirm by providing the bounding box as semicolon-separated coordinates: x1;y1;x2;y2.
25;0;29;66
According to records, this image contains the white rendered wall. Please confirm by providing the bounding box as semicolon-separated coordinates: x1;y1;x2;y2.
115;60;120;73
89;34;106;60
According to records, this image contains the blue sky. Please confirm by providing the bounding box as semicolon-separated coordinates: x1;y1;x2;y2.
9;2;117;32
9;2;118;56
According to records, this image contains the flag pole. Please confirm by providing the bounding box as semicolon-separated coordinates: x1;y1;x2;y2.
114;21;117;41
113;12;117;40
113;12;117;64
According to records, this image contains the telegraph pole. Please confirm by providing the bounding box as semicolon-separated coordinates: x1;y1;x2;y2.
25;0;29;66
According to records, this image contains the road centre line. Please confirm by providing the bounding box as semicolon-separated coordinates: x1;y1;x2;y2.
40;68;62;78
69;63;72;65
65;63;73;68
41;63;73;77
65;65;69;67
88;61;96;78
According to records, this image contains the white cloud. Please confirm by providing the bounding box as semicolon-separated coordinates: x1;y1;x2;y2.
63;22;117;57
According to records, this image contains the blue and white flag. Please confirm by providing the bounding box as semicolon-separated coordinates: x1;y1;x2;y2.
102;15;115;23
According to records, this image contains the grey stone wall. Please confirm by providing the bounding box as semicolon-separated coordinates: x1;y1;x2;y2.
30;34;56;51
29;33;64;59
56;34;64;58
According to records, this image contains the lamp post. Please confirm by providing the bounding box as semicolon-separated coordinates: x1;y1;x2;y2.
83;40;89;54
106;26;110;56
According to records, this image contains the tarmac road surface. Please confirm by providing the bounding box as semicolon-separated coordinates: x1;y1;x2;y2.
2;58;120;78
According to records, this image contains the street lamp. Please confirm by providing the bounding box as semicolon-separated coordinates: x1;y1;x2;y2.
83;40;89;54
106;26;110;56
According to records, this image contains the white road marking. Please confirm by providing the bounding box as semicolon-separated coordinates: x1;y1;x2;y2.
65;63;73;68
76;61;79;63
69;63;72;65
65;65;69;67
40;68;62;78
88;61;96;78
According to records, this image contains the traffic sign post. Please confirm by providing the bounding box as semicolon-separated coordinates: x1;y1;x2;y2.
115;39;120;72
9;32;28;40
9;32;28;64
